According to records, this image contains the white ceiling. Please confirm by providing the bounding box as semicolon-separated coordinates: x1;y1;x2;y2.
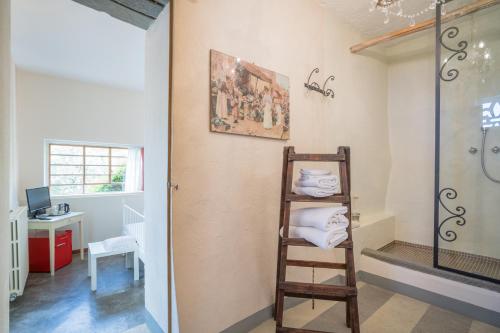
320;0;472;39
12;0;146;90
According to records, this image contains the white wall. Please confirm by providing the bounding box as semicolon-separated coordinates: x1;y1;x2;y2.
49;193;144;250
10;60;18;210
0;0;12;330
145;5;173;332
15;69;145;249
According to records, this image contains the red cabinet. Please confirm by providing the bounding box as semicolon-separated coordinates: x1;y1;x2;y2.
29;230;73;272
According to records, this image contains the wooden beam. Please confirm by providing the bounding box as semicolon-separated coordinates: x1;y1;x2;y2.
350;0;500;54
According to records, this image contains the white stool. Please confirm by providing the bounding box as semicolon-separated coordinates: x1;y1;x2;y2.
88;237;139;291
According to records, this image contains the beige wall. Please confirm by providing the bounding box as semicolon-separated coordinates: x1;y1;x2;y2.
15;69;145;248
385;34;436;247
0;0;11;329
171;0;390;331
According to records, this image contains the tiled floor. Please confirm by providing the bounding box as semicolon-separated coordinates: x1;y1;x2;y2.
379;241;500;281
10;254;145;333
250;282;500;333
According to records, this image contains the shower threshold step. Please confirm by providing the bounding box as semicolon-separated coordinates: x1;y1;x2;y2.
361;241;500;293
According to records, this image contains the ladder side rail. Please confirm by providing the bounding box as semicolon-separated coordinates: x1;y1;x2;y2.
274;146;293;319
340;146;360;332
276;146;295;327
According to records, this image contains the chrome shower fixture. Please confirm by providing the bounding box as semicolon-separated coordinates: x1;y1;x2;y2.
480;127;500;183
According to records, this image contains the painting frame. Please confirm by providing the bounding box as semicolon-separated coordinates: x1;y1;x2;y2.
209;49;290;140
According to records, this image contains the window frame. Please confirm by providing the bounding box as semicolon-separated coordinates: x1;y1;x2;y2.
45;140;135;197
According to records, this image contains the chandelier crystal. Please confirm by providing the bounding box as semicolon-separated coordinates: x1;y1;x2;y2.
369;0;447;26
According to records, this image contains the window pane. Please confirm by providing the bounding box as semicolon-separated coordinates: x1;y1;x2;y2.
86;175;110;184
85;166;109;175
111;157;127;166
51;165;83;175
50;155;83;165
50;145;83;156
51;175;83;185
85;147;109;156
86;156;109;165
112;148;128;157
111;166;126;183
50;185;83;195
85;183;123;193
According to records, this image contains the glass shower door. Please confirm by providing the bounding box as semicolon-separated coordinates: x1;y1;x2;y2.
435;2;500;283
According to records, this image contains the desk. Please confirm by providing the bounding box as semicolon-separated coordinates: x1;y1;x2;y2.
28;212;85;276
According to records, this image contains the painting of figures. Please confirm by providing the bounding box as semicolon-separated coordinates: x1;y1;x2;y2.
210;50;290;140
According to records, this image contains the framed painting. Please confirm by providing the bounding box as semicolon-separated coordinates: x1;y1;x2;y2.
210;49;290;140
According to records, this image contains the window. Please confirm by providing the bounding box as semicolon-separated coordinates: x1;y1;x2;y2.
48;143;128;195
482;98;500;128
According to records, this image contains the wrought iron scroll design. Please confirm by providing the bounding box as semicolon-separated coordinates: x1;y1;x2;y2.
439;26;468;82
438;188;466;242
304;68;335;99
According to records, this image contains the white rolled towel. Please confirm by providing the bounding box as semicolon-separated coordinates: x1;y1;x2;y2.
290;206;348;232
103;235;137;252
295;175;339;190
300;169;331;176
280;226;348;250
293;186;335;198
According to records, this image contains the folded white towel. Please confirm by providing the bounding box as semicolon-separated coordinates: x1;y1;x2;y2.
103;236;137;252
300;169;332;176
290;206;348;231
280;226;348;250
293;186;335;198
295;175;339;190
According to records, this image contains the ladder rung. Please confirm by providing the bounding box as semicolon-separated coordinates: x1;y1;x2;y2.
277;327;331;333
288;153;346;162
284;291;348;302
282;238;353;249
285;194;349;203
279;281;357;298
286;259;346;269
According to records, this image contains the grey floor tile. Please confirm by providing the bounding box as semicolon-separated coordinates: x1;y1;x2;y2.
411;305;473;333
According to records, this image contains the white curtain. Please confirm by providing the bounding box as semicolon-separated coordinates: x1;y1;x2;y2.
125;147;143;192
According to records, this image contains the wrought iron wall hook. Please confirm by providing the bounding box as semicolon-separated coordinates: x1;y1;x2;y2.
304;68;335;99
305;68;321;90
322;75;335;98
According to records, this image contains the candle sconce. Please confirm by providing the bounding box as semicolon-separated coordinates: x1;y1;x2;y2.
304;68;335;99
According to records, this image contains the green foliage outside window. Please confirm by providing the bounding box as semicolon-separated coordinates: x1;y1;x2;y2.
93;166;126;192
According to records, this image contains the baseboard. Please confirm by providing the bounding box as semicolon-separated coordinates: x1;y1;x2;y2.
220;275;344;333
145;310;165;333
72;248;88;254
359;270;500;328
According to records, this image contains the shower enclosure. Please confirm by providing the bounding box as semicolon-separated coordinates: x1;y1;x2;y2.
434;1;500;283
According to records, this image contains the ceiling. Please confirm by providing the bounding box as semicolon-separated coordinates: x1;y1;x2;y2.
12;0;146;90
320;0;472;39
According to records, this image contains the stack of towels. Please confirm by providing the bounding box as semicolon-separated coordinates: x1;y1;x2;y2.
280;206;349;249
293;169;339;197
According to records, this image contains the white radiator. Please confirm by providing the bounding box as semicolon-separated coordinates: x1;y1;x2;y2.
9;206;28;300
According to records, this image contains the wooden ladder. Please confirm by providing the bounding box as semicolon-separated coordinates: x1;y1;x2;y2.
274;146;360;333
